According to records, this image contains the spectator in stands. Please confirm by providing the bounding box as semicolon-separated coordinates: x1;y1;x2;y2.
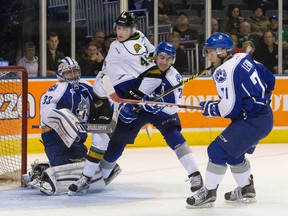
269;15;288;73
242;40;255;55
269;15;288;48
47;32;65;76
92;29;106;57
78;41;104;76
147;35;154;46
236;21;261;50
104;34;116;55
172;12;199;49
253;30;278;74
247;5;270;38
230;34;245;54
211;18;220;34
220;5;245;35
167;31;189;74
17;41;38;77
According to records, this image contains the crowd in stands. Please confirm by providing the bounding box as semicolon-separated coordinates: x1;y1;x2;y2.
14;0;288;76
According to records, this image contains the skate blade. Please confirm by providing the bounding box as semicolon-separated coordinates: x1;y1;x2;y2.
225;197;257;204
67;189;88;196
104;167;122;186
186;202;215;209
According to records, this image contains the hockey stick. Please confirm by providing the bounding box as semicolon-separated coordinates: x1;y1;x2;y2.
102;75;203;110
31;103;119;133
131;65;213;113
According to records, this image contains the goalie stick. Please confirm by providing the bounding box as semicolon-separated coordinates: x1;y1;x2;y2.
31;103;119;133
101;75;203;110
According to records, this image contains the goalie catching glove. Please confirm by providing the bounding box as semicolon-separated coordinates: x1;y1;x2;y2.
199;100;220;117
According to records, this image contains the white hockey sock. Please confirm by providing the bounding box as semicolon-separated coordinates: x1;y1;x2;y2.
175;142;199;174
230;159;251;187
205;161;227;190
82;160;100;178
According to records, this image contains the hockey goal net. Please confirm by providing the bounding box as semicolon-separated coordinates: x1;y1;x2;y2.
0;67;28;185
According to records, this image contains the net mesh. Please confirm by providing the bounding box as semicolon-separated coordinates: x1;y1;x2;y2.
0;71;25;181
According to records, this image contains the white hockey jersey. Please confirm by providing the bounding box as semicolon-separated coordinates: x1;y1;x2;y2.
93;30;156;97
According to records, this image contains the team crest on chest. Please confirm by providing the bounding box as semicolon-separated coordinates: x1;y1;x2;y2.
214;69;227;83
76;95;90;122
176;73;183;83
133;43;142;53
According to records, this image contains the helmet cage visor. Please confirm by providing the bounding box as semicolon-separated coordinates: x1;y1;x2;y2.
202;47;223;57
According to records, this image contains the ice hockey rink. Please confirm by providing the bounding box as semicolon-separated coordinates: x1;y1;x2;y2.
0;143;288;216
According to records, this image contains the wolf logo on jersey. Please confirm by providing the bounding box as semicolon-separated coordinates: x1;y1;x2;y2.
76;95;90;122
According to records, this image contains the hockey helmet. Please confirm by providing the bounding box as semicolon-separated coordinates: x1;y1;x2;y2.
56;57;81;85
203;33;234;57
155;41;176;64
115;11;138;28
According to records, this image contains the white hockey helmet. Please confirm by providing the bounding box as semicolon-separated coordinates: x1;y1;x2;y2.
56;57;81;85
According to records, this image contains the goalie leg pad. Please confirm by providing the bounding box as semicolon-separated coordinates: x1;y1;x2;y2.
43;108;85;148
39;162;105;195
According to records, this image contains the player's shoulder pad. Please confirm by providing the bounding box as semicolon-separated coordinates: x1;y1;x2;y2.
79;80;93;87
47;81;68;93
145;65;163;78
123;32;147;55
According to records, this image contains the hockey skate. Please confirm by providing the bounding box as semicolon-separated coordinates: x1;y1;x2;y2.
186;186;218;208
22;160;50;188
104;164;122;186
188;171;203;192
225;174;256;203
68;174;91;196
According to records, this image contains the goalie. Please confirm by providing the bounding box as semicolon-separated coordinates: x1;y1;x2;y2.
23;57;106;195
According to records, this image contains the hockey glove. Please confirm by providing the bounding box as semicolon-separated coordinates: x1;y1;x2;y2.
264;89;272;104
199;100;220;117
142;96;164;114
118;103;138;124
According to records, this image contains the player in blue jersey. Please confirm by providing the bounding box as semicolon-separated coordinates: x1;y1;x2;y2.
186;33;275;208
23;57;106;195
69;41;203;195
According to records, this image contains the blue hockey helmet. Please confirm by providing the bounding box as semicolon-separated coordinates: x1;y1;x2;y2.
56;57;81;85
155;41;176;63
203;33;234;57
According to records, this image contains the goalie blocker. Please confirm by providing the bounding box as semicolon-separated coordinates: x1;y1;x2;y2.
41;104;119;147
42;108;86;148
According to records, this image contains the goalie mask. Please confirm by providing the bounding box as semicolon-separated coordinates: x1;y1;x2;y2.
57;57;81;86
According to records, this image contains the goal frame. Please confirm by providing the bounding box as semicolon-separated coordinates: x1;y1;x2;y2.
0;66;28;185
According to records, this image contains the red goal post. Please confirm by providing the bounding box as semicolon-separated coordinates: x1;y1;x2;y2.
0;66;28;185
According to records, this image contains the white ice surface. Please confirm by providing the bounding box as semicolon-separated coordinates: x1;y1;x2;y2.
0;144;288;216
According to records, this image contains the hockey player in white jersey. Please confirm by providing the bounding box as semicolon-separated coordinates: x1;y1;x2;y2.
68;11;158;195
23;57;104;195
69;41;203;195
186;33;275;208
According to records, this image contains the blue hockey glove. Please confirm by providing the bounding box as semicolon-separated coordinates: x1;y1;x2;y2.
199;100;220;117
142;96;164;114
118;103;137;124
264;89;272;104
